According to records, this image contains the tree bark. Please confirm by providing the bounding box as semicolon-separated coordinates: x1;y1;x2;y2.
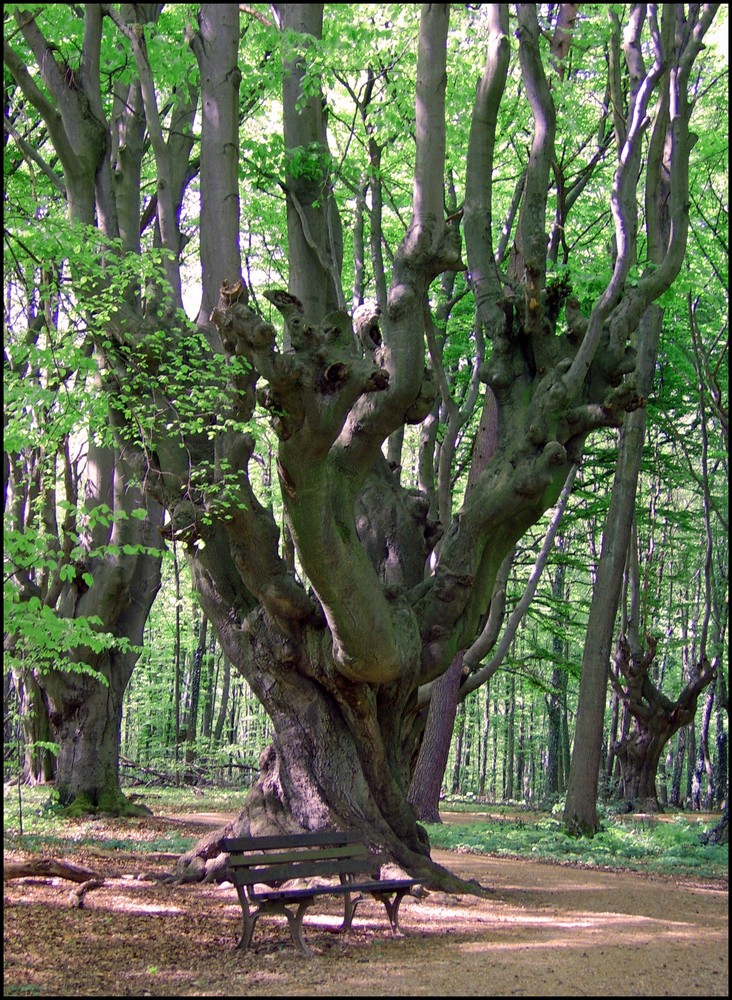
13;670;56;785
274;3;344;322
191;3;242;334
408;652;464;822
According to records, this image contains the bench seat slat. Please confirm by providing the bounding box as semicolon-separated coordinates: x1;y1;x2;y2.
251;878;418;902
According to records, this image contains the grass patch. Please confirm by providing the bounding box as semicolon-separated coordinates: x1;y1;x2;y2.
4;829;196;856
128;785;246;814
425;810;727;879
2;784;205;857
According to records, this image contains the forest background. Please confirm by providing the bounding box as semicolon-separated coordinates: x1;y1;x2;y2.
3;2;728;887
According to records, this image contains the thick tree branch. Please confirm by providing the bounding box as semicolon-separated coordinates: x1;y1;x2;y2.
105;7;182;304
3;39;79;190
564;5;669;400
513;4;556;338
464;3;510;335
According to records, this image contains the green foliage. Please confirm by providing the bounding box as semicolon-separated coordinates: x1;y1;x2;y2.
4;594;137;683
426;810;727;879
285;142;333;183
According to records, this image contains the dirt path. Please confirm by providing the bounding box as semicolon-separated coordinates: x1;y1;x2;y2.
3;812;727;997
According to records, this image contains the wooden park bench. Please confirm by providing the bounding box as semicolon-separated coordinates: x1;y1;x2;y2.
222;831;420;957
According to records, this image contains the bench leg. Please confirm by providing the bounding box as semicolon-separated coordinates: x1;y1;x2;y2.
372;889;408;935
234;886;259;951
283;900;316;958
234;894;317;957
235;910;259;951
340;890;365;932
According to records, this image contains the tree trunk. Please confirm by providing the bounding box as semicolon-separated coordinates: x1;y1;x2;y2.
669;728;685;807
605;691;621;788
408;652;464;822
39;446;164;813
610;634;716;813
184;616;207;773
701;806;728;846
614;732;666;812
13;670;56;784
451;702;466;796
478;684;490;800
516;696;526;800
212;654;231;746
546;558;567;797
693;686;715;809
713;671;728;809
174;619;482;893
275;3;343;322
504;674;515;800
46;652;150;814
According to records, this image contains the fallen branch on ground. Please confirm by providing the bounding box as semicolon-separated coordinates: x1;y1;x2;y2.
4;858;106;908
4;858;101;883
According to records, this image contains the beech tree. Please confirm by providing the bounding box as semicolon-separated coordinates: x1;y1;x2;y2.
3;132;165;811
3;3;722;888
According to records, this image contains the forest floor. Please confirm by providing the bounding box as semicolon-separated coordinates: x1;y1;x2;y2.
3;808;728;997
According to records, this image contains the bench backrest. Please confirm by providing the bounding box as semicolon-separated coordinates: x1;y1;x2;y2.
222;832;374;890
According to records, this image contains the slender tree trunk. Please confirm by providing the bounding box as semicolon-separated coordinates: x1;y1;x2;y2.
714;671;728;809
14;671;56;784
504;674;515;800
605;691;621;787
478;683;490;800
546;550;567;796
657;756;668;807
692;689;715;810
686;721;697;808
451;702;466;796
669;730;683;807
564;348;657;832
213;655;231;746
201;632;216;741
409;652;464;822
184;617;206;774
516;695;525;800
463;698;474;791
